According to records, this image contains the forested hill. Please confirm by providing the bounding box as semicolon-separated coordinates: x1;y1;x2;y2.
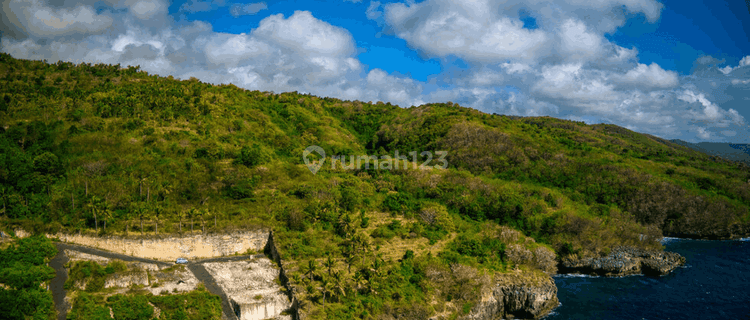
1;51;749;256
671;139;750;164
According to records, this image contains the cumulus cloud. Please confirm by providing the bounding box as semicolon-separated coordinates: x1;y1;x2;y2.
6;0;113;38
613;63;679;89
229;2;267;17
717;55;750;74
741;56;750;67
382;0;663;64
677;89;745;127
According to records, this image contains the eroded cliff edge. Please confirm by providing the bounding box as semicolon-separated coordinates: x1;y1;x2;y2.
462;270;558;320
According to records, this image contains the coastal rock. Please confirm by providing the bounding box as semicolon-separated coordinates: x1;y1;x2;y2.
560;246;685;277
462;271;558;320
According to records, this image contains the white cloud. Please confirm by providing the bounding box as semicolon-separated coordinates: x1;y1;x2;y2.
501;62;531;74
557;19;605;61
677;90;745;127
254;11;355;57
382;0;663;64
365;1;382;20
696;127;711;140
614;62;679;89
8;0;113;38
230;2;268;17
180;0;227;13
719;65;735;75
384;1;549;63
740;55;750;67
128;0;167;20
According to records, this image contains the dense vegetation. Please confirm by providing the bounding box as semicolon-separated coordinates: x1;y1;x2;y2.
67;287;222;320
1;53;749;318
62;259;222;320
0;235;57;319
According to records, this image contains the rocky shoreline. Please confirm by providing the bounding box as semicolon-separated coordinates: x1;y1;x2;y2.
558;246;686;277
464;272;559;320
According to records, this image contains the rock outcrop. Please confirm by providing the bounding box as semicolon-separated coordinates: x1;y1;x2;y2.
203;259;292;320
50;230;269;261
463;270;558;320
559;246;686;277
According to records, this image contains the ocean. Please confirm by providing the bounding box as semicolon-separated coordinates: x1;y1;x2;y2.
545;238;750;319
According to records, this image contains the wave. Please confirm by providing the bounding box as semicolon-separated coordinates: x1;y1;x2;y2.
554;273;600;278
660;237;682;244
540;302;563;319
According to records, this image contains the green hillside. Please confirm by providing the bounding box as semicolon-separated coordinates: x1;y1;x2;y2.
1;53;749;318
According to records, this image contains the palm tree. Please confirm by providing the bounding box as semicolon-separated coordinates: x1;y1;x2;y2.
177;210;185;233
324;254;335;277
153;204;163;234
131;202;147;235
303;259;318;282
198;208;206;233
0;185;8;217
320;276;332;306
87;196;101;233
353;271;366;292
343;254;357;274
188;208;197;233
212;208;218;228
101;201;113;232
330;271;346;302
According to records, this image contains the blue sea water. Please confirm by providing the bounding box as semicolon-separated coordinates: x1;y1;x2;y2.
545;238;750;320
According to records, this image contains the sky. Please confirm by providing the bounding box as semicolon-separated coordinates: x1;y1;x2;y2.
1;0;750;143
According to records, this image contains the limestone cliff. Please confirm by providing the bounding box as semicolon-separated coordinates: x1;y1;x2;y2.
462;270;558;320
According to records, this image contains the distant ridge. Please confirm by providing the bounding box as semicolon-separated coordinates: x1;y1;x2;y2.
670;139;750;164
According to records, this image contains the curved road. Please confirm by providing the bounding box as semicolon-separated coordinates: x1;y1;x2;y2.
50;242;261;320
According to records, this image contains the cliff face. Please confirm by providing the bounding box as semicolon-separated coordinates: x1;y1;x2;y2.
462;271;558;320
559;246;686;277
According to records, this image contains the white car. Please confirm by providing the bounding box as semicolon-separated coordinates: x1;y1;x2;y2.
176;258;188;264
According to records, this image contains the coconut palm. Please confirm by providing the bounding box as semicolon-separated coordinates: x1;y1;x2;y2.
324;254;336;277
343;254;358;274
153;203;163;234
101;200;113;232
177;210;186;233
86;196;101;233
330;271;346;302
302;259;319;282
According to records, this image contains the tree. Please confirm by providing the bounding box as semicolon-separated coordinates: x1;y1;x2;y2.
302;259;318;282
101;200;113;233
330;271;346;302
0;185;7;217
86;196;102;233
320;276;332;306
177;210;185;233
131;202;147;235
238;143;271;167
343;254;357;275
198;208;206;233
153;204;163;234
188;208;197;232
324;254;335;277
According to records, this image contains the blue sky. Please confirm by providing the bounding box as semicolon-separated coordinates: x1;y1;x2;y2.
2;0;750;142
